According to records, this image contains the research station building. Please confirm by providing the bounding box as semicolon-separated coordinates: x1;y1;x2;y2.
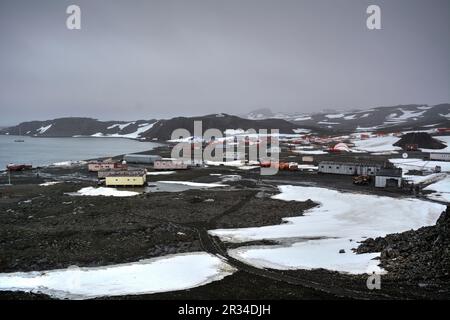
375;168;403;188
153;160;188;170
123;154;162;165
429;152;450;162
88;161;127;172
104;170;147;187
318;161;383;176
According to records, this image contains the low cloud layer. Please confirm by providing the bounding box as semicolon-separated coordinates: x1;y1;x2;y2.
0;0;449;125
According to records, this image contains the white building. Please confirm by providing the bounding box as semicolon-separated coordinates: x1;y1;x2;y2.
429;152;450;162
318;161;383;176
375;168;403;188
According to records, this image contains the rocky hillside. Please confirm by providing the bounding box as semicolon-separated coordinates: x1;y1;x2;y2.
0;114;306;141
143;113;307;141
244;104;450;132
2;104;449;141
357;206;450;282
0;117;158;139
394;132;447;150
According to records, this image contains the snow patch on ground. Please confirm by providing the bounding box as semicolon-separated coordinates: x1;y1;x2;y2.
424;175;450;203
51;161;87;167
92;122;157;139
223;129;246;135
402;173;446;184
384;108;426;124
157;181;226;188
317;121;340;125
292;150;328;155
294;116;312;121
297;164;318;171
112;122;157;139
36;124;52;134
370;151;399;155
229;238;382;274
390;158;450;173
107;122;135;130
0;252;235;299
219;175;242;182
70;187;139;197
146;171;176;175
293;129;311;134
39;181;62;187
352;136;401;153
210;185;445;274
325;114;344;119
204;160;259;170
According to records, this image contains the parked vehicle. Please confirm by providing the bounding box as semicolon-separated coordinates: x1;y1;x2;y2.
352;175;371;185
259;161;298;171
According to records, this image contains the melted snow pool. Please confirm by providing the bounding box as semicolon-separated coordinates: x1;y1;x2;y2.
146;181;227;193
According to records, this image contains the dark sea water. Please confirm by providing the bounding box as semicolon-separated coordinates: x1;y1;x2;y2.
0;135;160;169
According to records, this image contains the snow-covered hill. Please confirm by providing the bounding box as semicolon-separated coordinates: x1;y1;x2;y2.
243;104;450;132
0;114;307;141
2;104;449;141
0;117;159;140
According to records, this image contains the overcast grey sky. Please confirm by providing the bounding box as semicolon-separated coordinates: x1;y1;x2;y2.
0;0;449;125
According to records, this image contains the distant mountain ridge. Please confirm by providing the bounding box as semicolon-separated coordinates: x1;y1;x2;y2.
0;117;158;139
143;113;306;140
0;114;305;141
243;104;450;132
1;104;449;141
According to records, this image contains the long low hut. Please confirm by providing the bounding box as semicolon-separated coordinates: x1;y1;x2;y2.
102;170;147;187
318;161;383;176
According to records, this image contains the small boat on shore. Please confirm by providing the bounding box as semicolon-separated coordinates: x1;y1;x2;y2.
6;164;33;171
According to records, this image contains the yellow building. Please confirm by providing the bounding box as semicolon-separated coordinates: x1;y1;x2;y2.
104;170;147;187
